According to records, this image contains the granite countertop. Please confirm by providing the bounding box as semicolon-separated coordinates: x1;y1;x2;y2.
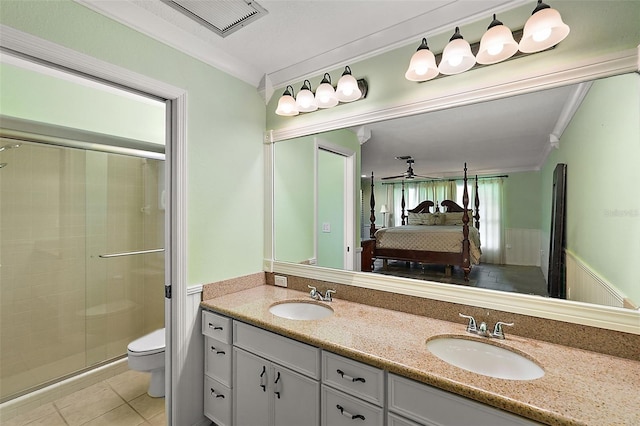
201;285;640;426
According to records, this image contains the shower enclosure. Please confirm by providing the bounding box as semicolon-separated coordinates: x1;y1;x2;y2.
0;139;165;402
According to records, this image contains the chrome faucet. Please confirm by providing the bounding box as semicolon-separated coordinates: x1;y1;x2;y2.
308;286;335;302
459;313;513;339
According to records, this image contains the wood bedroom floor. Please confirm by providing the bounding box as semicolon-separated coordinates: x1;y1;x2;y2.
372;261;549;297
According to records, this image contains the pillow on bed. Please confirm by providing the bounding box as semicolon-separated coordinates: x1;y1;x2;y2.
408;212;433;225
432;212;446;225
444;211;471;225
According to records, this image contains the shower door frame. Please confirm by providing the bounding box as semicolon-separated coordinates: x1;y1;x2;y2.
1;25;188;424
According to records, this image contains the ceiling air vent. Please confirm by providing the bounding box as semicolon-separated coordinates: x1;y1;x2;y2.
161;0;268;38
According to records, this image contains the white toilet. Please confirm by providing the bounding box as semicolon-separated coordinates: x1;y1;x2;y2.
127;328;165;397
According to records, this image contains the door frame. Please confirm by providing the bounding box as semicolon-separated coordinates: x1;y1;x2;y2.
0;25;187;424
314;138;356;270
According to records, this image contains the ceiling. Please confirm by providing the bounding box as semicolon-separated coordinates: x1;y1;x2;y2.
77;0;530;91
76;0;580;176
361;82;590;179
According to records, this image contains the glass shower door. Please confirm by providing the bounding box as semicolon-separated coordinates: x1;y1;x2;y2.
0;140;165;402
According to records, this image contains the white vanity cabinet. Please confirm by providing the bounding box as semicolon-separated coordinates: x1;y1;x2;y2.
321;352;385;426
202;310;233;426
233;321;321;426
388;374;541;426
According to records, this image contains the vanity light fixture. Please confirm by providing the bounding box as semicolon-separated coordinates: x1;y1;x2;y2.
275;85;298;116
438;27;476;75
519;0;570;53
295;80;318;112
276;67;368;116
336;66;362;102
476;14;519;65
405;1;569;82
405;38;439;82
315;73;339;108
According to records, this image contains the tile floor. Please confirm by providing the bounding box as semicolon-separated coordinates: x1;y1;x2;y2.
373;261;549;297
3;370;166;426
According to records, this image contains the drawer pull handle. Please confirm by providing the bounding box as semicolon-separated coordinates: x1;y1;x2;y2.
274;371;281;399
259;366;267;392
208;323;223;330
336;404;365;421
210;388;225;399
209;346;226;355
337;369;366;383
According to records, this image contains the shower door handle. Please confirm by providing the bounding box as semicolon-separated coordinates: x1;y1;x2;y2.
99;248;164;258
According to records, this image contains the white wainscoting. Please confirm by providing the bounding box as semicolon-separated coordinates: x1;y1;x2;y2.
182;286;207;426
504;228;541;267
565;252;625;308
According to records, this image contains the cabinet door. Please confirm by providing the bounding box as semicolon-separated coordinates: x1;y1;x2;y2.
273;366;320;426
234;348;271;426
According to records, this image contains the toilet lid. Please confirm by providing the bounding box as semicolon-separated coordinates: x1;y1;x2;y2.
128;328;165;353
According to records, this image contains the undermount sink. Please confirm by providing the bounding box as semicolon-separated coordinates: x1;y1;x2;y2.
269;301;334;320
426;336;544;380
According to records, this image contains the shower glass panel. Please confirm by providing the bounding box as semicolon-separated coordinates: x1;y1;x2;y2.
0;140;165;402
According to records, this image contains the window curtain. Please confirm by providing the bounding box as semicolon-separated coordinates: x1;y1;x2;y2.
388;180;457;225
472;178;505;265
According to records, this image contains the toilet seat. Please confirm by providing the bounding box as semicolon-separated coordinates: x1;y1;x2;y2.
128;328;165;355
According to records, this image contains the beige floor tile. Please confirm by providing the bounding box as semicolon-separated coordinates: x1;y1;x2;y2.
82;404;146;426
129;393;165;420
106;370;149;401
55;382;125;426
146;410;167;426
1;403;58;426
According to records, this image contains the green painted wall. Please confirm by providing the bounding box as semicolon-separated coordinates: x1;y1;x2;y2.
0;62;165;144
273;128;360;263
503;171;542;230
317;150;344;269
540;73;640;303
0;0;266;285
273;136;315;263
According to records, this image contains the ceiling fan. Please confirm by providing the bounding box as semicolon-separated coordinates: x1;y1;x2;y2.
381;156;441;180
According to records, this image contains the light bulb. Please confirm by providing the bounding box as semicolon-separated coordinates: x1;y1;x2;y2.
533;27;552;42
487;43;504;56
448;55;463;67
415;64;428;76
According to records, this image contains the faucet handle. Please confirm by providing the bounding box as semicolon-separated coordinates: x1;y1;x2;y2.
308;285;318;298
459;313;477;333
323;289;336;301
491;321;514;339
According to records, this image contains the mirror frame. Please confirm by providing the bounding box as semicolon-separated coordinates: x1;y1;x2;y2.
265;46;640;334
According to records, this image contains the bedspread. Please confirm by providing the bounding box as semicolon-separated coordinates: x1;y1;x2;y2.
374;225;482;264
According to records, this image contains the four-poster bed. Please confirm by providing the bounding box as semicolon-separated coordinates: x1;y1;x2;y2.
361;164;481;281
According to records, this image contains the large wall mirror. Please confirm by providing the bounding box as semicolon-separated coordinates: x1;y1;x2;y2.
270;70;640;332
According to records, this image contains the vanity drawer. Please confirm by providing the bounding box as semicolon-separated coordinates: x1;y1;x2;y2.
202;310;232;343
204;375;232;426
388;412;422;426
204;336;232;386
388;374;540;425
233;320;320;379
322;351;384;405
321;385;384;426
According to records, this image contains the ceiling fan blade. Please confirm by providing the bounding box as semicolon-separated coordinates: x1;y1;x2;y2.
381;174;406;180
414;174;443;180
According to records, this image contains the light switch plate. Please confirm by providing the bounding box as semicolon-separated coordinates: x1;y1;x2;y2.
322;222;331;233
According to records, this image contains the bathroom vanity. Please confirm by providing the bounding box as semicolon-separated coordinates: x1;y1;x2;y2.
201;285;640;425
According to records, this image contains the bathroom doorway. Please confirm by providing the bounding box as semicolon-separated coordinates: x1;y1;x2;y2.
0;52;170;409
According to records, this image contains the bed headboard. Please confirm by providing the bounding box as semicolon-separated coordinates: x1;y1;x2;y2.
408;200;434;214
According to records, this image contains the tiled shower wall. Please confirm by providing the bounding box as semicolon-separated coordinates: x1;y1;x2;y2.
0;142;164;401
